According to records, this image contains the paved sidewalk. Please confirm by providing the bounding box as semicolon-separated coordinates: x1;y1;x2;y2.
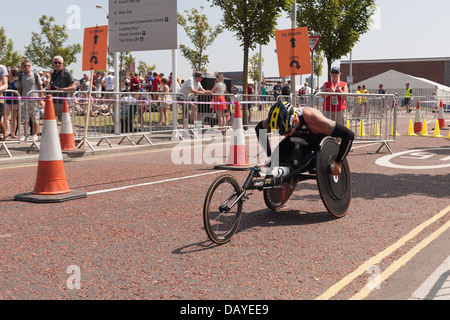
409;255;450;300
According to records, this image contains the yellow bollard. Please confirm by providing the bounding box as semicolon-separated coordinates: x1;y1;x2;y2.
372;120;381;136
406;119;416;136
431;120;443;138
420;119;431;137
390;122;400;136
357;120;367;137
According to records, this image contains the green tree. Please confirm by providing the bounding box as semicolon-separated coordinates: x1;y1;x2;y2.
313;49;324;89
0;27;23;67
248;52;264;87
296;0;376;80
107;48;138;78
24;15;81;69
137;60;156;77
208;0;293;124
178;7;223;72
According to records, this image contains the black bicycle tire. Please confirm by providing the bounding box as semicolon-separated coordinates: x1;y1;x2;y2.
203;174;243;244
263;181;298;210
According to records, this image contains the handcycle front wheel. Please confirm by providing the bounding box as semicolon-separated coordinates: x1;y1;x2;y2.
203;174;243;244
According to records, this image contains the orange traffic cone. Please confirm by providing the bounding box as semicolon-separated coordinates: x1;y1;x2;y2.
215;101;250;170
15;95;86;203
438;100;446;129
413;102;422;133
60;99;77;151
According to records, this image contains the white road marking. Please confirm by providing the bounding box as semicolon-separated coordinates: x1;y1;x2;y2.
87;170;226;195
376;148;450;169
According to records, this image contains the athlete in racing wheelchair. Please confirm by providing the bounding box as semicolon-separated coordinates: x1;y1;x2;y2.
255;100;355;176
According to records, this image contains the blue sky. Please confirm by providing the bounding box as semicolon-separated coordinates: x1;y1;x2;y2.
2;0;449;87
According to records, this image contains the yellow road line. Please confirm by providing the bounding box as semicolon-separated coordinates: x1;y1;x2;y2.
316;204;450;300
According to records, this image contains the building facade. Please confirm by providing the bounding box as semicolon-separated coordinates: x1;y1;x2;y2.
340;57;450;87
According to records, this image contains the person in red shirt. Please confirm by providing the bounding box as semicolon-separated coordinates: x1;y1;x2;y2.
320;67;348;125
130;73;141;92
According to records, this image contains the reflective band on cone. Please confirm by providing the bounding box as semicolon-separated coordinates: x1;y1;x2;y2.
438;100;446;129
414;102;422;133
60;99;77;151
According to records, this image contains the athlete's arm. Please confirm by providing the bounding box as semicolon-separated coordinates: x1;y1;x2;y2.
302;107;354;175
255;119;271;157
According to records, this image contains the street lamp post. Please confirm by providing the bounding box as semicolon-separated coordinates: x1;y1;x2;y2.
96;4;121;135
291;0;297;107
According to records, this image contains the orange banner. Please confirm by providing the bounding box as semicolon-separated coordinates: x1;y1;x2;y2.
275;27;312;77
82;25;108;72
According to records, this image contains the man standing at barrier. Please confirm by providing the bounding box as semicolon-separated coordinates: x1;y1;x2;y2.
17;60;44;142
48;56;76;122
404;83;412;113
320;67;348;125
178;71;212;126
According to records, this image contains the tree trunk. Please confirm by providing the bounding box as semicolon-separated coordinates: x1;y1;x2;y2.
326;54;335;82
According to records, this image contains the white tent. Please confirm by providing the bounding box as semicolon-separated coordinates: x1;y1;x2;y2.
352;69;450;99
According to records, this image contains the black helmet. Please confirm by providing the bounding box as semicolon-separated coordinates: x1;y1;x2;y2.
267;101;295;135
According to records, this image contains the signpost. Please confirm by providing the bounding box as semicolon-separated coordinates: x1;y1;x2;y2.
82;25;109;150
275;27;312;78
108;0;177;52
108;0;179;137
309;34;321;94
82;25;108;71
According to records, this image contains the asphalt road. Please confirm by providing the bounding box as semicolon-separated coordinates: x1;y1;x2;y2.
0;113;449;301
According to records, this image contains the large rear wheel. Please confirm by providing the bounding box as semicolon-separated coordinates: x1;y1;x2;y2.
316;137;352;218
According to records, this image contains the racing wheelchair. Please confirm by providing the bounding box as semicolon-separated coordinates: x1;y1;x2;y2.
203;134;352;244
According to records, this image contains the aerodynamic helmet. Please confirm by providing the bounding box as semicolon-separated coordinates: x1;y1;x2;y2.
267;100;295;135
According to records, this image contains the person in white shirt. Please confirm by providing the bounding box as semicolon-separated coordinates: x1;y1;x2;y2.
178;71;212;123
103;71;115;91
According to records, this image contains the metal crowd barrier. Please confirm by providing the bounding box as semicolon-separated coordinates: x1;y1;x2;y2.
238;94;275;126
0;88;399;157
1;90;23;157
316;92;398;153
185;93;237;138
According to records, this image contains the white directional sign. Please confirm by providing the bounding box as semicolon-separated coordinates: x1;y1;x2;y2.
108;0;177;52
